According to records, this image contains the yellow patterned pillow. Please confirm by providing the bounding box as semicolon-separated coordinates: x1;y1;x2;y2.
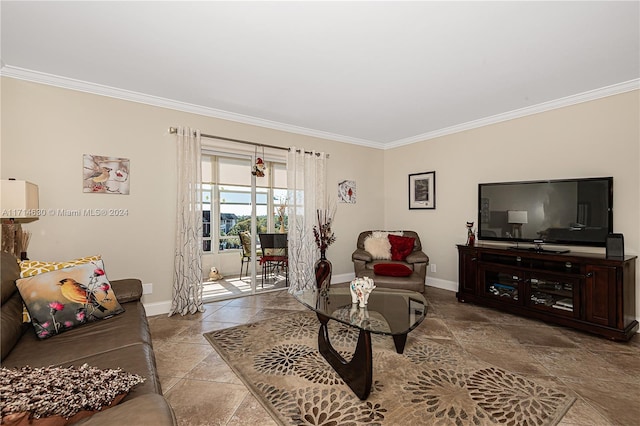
20;255;102;278
19;256;101;322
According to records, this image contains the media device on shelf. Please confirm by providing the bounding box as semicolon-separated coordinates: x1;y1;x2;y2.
606;233;624;258
477;177;613;252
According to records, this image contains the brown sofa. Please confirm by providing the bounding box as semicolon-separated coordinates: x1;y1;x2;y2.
0;252;177;425
351;230;429;293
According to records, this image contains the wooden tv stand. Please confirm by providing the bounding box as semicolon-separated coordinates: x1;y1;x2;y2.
457;244;638;341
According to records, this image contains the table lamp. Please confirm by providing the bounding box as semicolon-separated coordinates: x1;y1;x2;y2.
1;179;39;260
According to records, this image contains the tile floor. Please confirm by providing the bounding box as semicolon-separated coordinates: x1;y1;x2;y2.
148;286;640;426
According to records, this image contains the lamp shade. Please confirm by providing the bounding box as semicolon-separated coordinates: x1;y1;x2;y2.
1;180;40;221
507;210;528;224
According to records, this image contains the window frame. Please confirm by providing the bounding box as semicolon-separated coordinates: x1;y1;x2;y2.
201;154;287;254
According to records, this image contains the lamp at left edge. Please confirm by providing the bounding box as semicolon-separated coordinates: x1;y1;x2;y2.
1;179;40;259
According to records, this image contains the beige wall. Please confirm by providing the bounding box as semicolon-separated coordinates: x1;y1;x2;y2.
2;77;638;318
384;90;640;316
0;77;384;311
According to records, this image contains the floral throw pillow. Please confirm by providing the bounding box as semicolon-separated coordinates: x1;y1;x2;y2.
18;255;102;323
16;260;124;339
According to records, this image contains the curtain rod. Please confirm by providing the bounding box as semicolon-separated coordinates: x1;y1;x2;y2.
168;127;328;158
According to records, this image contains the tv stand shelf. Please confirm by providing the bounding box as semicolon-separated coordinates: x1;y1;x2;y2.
457;244;638;341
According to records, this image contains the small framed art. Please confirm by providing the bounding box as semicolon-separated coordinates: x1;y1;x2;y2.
83;154;130;195
338;180;356;203
408;171;435;210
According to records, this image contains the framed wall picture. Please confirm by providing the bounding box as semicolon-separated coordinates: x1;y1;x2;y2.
408;171;435;209
83;154;130;194
338;180;356;203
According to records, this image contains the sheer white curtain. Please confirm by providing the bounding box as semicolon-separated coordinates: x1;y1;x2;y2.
286;147;327;292
169;127;204;316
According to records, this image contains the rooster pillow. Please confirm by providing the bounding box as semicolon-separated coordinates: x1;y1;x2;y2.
16;260;124;339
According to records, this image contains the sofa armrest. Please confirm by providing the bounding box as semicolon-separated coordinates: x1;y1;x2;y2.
76;393;176;425
111;279;143;303
405;251;429;265
352;249;372;263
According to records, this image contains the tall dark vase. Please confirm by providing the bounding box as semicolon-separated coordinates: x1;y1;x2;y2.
315;250;332;290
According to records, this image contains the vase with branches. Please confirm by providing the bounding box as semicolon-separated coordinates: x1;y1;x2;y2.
312;206;336;289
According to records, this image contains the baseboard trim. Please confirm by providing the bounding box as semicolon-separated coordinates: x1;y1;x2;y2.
143;300;172;317
426;277;458;292
332;272;458;293
332;272;356;285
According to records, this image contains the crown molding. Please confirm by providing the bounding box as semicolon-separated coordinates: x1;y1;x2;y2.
0;65;384;149
2;65;636;151
386;79;640;149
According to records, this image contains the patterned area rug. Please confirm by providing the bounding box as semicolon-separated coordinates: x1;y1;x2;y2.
204;311;574;425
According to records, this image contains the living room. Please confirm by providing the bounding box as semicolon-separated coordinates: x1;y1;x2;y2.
2;69;638;318
4;77;637;312
3;90;639;422
2;1;639;318
1;2;639;424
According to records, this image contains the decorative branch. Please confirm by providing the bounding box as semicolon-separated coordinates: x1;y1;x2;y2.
20;230;31;253
312;204;337;251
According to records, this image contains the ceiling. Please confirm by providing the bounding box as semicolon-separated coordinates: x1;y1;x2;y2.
1;1;638;149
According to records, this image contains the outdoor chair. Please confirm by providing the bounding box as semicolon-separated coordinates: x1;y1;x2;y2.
258;233;288;288
239;231;262;279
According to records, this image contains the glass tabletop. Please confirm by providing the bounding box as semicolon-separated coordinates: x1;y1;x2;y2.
292;286;427;336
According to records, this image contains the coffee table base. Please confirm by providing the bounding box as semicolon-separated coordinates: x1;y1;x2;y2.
317;313;372;400
316;313;409;400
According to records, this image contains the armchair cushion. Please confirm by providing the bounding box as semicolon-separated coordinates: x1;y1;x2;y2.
388;235;415;261
374;263;413;277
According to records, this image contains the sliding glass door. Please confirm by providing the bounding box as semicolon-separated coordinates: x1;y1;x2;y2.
201;153;287;300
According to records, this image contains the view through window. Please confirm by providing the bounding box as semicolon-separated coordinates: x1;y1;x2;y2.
202;154;287;253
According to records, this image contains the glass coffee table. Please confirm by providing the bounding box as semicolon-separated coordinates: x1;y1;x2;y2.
292;286;427;400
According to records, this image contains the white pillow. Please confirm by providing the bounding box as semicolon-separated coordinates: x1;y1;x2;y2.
371;231;403;238
371;231;389;239
364;235;392;260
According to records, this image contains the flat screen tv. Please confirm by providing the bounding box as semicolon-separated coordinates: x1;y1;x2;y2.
478;177;613;250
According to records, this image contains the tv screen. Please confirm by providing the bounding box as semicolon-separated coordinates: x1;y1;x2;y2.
478;177;613;248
